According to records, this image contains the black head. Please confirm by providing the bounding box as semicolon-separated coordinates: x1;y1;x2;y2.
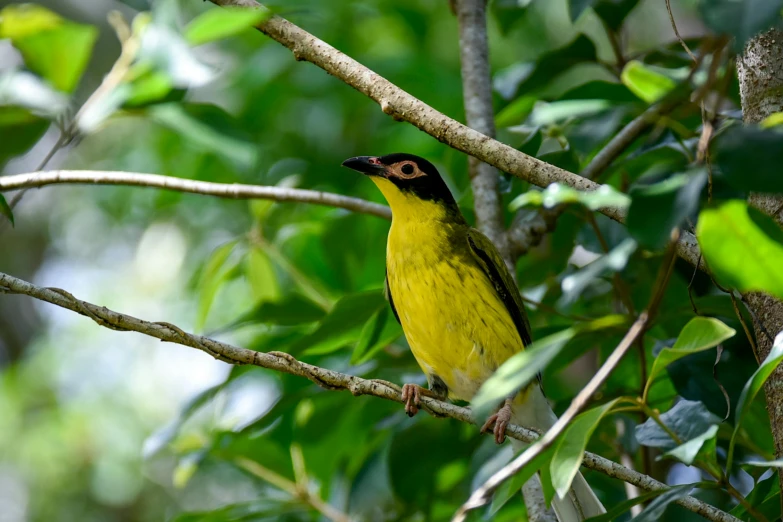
341;153;458;207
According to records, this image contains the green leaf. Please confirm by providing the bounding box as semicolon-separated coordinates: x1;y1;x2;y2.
472;315;626;421
621;60;677;103
0;193;13;226
0;4;62;40
489;456;533;515
729;333;783;468
569;0;641;30
351;307;403;365
529;99;614;126
13;22;98;93
245;247;280;303
137;24;214;88
0;107;49;168
296;290;387;356
493;35;597;99
630;484;696;522
222;293;326;330
496;95;537;128
635;400;720;450
730;474;781;522
197;240;239;330
560;238;637;305
551;399;618;499
0;68;68;117
148;103;257;168
696;200;783;299
661;424;719;472
645;317;735;395
585;487;685;522
509;183;630;213
698;0;783;52
627;170;706;249
712;125;783;193
184;6;269;46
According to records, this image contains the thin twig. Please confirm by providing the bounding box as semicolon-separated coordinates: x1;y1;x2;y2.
236;457;351;522
0;170;391;220
0;270;738;522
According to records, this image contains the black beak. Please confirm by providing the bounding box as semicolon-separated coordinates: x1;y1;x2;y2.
341;156;386;176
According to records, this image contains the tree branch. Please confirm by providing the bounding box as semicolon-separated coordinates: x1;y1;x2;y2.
0;170;391;220
454;0;510;264
0;270;738;522
205;0;705;270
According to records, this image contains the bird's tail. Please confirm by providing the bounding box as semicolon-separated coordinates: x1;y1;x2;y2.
509;388;606;522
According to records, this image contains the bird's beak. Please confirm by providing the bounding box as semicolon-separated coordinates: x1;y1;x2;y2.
341;156;386;176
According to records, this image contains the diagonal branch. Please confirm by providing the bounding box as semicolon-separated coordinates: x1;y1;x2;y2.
205;0;704;269
0;270;738;522
0;170;391;220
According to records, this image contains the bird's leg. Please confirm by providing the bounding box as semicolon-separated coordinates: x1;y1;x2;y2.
480;396;514;444
401;383;447;417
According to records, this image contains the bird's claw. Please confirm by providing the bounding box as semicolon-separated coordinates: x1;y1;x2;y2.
480;401;513;444
401;383;423;417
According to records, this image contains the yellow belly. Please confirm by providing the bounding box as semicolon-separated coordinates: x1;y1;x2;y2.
386;223;523;402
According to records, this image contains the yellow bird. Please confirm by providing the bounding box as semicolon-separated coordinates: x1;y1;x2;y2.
342;153;605;522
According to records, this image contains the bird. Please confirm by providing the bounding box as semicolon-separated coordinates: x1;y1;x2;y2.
342;153;605;522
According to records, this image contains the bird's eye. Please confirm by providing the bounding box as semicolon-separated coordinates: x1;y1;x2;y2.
401;163;415;175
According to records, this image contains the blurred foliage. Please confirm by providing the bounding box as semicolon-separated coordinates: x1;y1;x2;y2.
1;0;783;521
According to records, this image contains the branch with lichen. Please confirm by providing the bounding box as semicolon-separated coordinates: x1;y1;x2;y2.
0;270;738;522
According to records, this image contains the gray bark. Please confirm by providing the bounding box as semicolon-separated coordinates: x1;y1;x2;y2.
737;28;783;490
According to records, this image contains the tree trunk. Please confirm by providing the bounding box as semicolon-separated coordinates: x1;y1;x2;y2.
736;28;783;489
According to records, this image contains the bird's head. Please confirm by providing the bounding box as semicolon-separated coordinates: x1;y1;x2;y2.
341;153;461;220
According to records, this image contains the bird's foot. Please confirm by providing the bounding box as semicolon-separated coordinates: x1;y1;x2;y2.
480;399;513;444
401;383;425;417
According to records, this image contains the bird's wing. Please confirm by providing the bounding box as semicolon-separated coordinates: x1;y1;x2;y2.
385;269;401;325
466;228;533;347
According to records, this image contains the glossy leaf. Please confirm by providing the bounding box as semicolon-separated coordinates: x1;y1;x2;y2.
585;487;686;522
551;399;618;499
621;60;677;103
12;22;98;93
560;238;637;305
197;240;239;330
184;6;269;45
296;290;387;356
636;400;720;450
696;200;783;299
245;247;280;303
351;307;402;365
472;315;626;420
730;474;781;522
509;183;630;213
627;170;706;249
630;484;695;522
645;317;735;395
0;4;62;39
661;424;719;473
729;333;783;467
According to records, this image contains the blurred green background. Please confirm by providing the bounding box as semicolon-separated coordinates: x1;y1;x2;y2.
0;0;778;521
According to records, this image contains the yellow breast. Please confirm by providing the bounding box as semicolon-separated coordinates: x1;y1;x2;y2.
385;210;524;402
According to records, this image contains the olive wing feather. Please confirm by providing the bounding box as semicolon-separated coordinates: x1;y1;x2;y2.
466;228;533;347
